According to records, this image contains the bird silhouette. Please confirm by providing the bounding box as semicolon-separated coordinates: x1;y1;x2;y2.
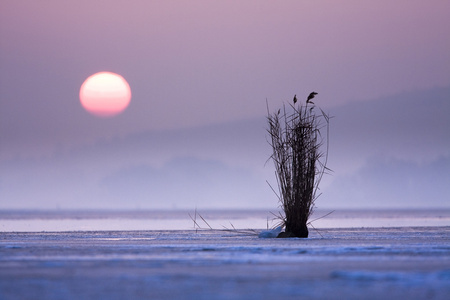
306;92;318;104
293;94;297;104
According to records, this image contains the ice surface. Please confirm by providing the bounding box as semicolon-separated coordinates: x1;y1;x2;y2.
1;208;449;232
1;209;449;299
0;225;449;300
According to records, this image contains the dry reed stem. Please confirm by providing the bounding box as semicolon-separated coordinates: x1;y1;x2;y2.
267;99;330;237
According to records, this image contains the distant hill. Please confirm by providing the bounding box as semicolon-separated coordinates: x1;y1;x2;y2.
1;86;449;209
321;86;450;208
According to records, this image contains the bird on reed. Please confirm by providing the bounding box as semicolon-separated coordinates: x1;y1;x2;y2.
306;92;318;104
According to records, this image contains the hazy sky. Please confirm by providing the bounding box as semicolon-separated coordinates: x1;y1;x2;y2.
1;1;449;209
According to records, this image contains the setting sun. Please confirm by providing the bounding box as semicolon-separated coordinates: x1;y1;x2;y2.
79;72;131;117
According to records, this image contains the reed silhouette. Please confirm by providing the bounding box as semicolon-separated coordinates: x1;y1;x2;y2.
267;93;330;238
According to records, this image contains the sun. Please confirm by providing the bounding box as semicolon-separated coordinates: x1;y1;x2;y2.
79;72;131;117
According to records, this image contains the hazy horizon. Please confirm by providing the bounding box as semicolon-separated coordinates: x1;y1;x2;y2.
2;86;449;210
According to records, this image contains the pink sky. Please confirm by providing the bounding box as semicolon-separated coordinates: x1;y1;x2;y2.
1;1;449;209
2;1;449;134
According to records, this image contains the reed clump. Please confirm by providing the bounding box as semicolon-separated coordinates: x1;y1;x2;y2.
267;93;330;238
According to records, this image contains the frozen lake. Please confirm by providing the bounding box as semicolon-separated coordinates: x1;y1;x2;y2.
0;209;449;299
